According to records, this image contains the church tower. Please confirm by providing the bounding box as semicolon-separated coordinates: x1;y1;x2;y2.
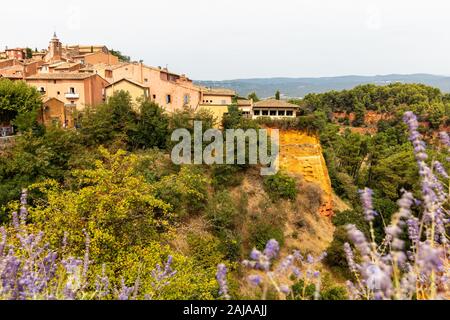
48;32;62;61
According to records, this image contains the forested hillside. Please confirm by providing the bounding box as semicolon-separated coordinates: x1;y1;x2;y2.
0;79;448;300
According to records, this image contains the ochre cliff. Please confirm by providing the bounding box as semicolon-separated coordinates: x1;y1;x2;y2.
277;130;333;216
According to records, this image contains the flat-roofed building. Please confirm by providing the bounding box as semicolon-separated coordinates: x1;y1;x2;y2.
5;48;26;60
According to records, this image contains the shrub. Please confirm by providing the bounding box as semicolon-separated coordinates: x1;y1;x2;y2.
263;172;298;201
128;99;169;150
249;222;284;251
211;165;244;189
29;147;171;263
332;209;368;236
320;286;348;300
301;182;323;213
324;226;352;278
155;166;209;218
206;190;237;232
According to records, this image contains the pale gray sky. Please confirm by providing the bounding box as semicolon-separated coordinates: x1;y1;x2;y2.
2;0;450;80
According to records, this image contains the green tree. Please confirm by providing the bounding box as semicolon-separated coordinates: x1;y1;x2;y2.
275;90;281;100
25;48;33;59
129;99;169;150
109;49;131;62
29;147;171;262
0;79;42;131
222;105;242;129
247;92;260;102
0;127;83;206
79;90;137;146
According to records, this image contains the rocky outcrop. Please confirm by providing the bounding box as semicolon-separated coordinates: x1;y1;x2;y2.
278;130;333;216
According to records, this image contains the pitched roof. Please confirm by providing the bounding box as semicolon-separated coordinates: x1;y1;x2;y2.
54;62;81;70
43;97;64;104
105;78;148;89
253;99;299;109
26;73;95;80
0;74;23;79
202;87;236;96
237;99;252;106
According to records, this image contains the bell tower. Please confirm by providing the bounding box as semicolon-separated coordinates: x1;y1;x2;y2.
48;32;62;61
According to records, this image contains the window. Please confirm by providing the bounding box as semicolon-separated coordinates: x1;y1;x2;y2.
278;110;285;116
166;94;172;104
184;94;190;105
57;91;60;95
144;78;148;82
69;87;75;94
270;110;277;116
39;87;45;94
153;95;156;99
286;111;293;116
254;110;260;116
262;110;269;116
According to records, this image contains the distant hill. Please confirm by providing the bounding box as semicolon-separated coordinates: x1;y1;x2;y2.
195;74;450;99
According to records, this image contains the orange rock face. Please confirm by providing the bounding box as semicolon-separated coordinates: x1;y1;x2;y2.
277;130;333;216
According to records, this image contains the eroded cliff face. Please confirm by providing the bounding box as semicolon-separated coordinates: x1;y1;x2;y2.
277;130;333;216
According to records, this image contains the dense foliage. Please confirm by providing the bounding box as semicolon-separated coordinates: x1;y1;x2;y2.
0;79;42;131
1;82;448;300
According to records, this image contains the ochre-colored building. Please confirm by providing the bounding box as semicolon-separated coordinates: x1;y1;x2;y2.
5;48;26;60
105;78;150;110
26;73;109;112
73;51;119;66
99;62;202;112
39;97;75;128
198;88;236;124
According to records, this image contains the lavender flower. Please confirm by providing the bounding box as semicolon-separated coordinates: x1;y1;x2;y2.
359;188;377;222
432;161;449;179
248;275;262;286
438;131;450;147
263;239;280;260
216;264;230;300
344;243;358;273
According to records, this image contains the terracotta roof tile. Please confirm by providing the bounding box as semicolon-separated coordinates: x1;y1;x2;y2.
253;99;298;109
26;73;95;80
202;87;236;96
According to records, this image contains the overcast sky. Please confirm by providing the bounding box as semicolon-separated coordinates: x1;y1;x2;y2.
2;0;450;80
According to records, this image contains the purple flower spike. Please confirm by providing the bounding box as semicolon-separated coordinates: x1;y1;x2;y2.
248;274;262;286
359;188;377;222
216;264;230;300
263;239;280;260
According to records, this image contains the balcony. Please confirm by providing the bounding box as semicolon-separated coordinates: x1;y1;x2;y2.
65;92;80;99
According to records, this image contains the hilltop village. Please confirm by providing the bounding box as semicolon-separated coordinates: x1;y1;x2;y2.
0;34;299;132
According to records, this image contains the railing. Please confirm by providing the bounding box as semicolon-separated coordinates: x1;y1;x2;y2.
65;92;80;99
